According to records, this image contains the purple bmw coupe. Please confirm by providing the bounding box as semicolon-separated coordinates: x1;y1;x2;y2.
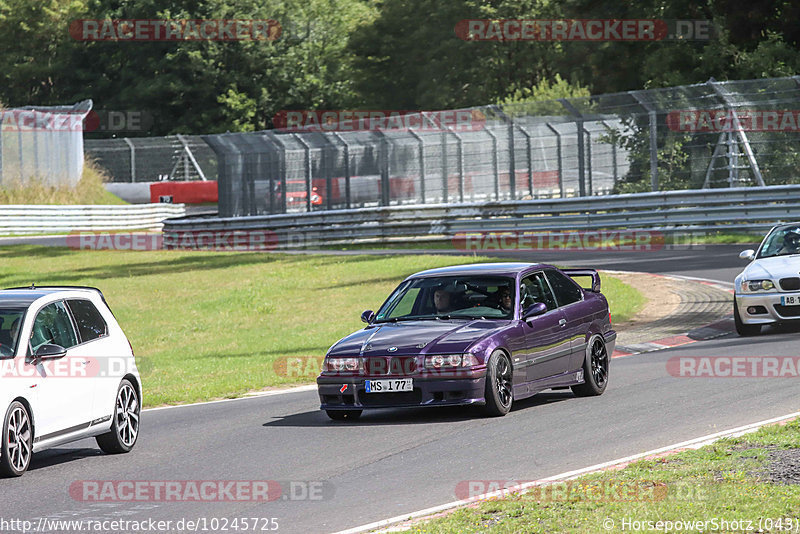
317;263;615;419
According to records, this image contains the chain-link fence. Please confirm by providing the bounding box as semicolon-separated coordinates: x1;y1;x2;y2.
84;135;218;183
0;100;92;187
206;76;800;217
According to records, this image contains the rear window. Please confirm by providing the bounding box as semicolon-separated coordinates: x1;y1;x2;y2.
67;299;108;343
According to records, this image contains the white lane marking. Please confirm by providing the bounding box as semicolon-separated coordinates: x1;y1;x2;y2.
334;410;800;534
143;385;317;412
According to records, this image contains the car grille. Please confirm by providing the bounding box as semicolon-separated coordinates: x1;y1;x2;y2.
775;305;800;317
366;356;417;376
779;277;800;291
359;389;423;406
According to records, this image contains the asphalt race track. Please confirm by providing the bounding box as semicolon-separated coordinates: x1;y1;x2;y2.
2;242;797;534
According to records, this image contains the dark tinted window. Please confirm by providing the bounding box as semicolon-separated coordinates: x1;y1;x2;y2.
31;301;78;351
520;272;557;311
546;269;583;307
67;299;108;343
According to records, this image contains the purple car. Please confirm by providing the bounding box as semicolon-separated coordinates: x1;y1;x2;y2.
317;263;615;419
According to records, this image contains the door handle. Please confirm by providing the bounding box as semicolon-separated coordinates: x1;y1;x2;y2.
558;318;567;327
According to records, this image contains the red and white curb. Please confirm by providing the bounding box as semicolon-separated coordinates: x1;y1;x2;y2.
605;271;735;358
336;411;800;534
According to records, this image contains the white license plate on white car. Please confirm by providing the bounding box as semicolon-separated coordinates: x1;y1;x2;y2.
365;379;413;393
781;295;800;306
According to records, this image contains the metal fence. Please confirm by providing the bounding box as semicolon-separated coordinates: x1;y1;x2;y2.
0;100;92;187
163;184;800;248
84;135;218;183
201;76;800;217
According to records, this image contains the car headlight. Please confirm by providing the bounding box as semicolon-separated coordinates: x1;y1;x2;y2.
741;279;775;292
323;357;362;372
424;354;479;369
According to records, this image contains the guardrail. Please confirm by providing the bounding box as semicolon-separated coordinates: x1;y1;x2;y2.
162;185;800;248
0;204;186;234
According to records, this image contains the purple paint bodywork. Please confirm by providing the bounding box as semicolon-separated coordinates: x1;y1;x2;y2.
317;263;616;411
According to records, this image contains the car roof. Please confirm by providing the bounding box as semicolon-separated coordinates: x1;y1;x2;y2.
0;287;104;307
407;262;551;278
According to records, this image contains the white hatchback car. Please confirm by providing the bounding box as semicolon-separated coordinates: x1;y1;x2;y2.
735;223;800;335
0;286;142;476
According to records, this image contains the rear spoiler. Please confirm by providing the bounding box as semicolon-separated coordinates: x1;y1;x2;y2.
561;269;601;293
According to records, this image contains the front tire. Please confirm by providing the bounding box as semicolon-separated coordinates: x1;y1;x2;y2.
96;379;140;454
483;351;513;416
325;409;362;421
571;335;609;397
1;401;32;477
734;300;761;336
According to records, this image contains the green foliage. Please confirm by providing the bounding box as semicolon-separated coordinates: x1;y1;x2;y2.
3;0;800;136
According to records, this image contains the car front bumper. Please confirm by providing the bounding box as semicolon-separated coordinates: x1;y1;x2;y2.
317;370;487;410
735;292;800;324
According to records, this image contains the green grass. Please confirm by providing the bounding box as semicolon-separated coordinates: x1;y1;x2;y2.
0;247;642;406
408;419;800;533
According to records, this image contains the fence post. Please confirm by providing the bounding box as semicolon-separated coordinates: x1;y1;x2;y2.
484;127;500;200
545;122;564;198
375;131;390;206
584;127;593;195
408;129;426;204
292;133;313;212
123;138;136;183
331;132;351;208
632;91;659;192
559;99;586;196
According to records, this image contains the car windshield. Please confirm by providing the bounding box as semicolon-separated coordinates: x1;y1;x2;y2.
758;225;800;258
0;308;25;357
374;276;516;322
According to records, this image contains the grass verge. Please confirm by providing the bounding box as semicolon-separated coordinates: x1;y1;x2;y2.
0;159;125;205
407;418;800;533
0;247;642;406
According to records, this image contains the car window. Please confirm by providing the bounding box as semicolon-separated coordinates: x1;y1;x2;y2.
67;299;108;343
0;308;25;357
30;301;78;352
545;269;583;307
520;272;557;311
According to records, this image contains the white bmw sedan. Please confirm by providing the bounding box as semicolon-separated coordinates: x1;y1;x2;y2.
734;223;800;336
0;286;142;476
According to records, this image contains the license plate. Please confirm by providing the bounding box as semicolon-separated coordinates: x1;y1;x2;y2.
365;378;413;393
781;294;800;306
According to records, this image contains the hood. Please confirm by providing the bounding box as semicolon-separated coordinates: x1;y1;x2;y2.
327;319;513;357
742;255;800;281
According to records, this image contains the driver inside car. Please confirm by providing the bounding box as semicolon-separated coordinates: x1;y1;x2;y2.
778;230;800;255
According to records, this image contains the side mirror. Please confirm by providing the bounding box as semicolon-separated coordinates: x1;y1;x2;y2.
33;343;67;361
522;302;548;320
739;249;755;261
361;310;375;324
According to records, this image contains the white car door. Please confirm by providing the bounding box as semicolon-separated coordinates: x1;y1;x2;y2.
65;298;124;423
27;301;95;441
